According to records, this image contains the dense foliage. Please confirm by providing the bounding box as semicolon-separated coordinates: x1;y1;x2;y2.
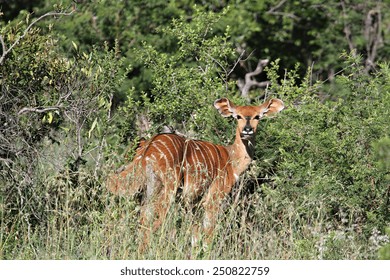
1;0;389;259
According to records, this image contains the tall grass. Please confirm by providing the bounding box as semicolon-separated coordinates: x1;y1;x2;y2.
1;170;385;260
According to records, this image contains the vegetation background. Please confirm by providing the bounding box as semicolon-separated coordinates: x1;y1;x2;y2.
1;0;389;259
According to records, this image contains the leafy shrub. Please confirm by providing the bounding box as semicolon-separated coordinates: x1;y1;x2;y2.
0;13;126;258
1;6;389;260
251;57;390;257
134;7;237;142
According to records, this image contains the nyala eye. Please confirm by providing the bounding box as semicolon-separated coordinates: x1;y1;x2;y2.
236;115;243;120
254;115;260;120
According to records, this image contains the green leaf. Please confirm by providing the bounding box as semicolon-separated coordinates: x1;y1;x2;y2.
47;112;53;124
88;117;98;138
72;41;78;51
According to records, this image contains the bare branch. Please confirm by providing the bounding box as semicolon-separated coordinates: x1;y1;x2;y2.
267;0;288;13
227;49;246;77
137;113;152;138
266;11;300;20
238;59;271;101
18;106;61;115
364;8;382;73
0;10;75;65
340;0;356;54
266;0;300;20
206;49;246;92
0;33;6;59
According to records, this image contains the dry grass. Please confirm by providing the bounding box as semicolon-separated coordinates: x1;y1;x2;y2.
1;171;383;260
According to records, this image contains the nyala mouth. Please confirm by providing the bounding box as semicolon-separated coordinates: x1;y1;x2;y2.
240;131;254;139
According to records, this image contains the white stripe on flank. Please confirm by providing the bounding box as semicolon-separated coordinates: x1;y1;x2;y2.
150;142;168;169
209;144;221;169
193;141;207;172
155;139;174;165
162;134;179;159
198;142;214;178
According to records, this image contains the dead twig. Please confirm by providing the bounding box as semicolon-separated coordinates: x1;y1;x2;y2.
340;0;356;55
18;106;61;115
266;0;300;20
238;59;271;101
364;8;382;73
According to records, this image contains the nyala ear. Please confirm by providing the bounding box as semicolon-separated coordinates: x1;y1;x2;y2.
259;98;284;118
214;98;237;117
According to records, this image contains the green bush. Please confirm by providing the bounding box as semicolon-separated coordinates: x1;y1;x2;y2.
1;6;389;260
250;58;390;258
0;13;126;259
135;7;237;141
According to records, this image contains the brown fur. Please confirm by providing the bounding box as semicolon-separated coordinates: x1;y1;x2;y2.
107;97;284;250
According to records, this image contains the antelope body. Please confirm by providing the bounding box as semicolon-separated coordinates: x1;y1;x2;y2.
107;97;284;248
